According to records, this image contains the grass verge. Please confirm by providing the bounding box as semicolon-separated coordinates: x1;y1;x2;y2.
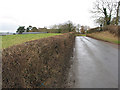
75;34;86;36
86;31;120;44
1;33;61;49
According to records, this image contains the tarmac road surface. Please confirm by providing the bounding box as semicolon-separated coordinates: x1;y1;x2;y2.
67;36;118;88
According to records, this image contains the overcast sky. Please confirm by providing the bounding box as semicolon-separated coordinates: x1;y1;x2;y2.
0;0;96;32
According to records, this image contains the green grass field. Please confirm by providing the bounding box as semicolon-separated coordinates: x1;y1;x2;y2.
1;33;61;49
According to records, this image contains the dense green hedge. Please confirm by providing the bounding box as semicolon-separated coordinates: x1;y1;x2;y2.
2;33;75;88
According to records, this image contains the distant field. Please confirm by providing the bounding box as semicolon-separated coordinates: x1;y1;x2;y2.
1;33;61;49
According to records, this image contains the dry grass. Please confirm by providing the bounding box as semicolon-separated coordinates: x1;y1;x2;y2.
87;31;120;44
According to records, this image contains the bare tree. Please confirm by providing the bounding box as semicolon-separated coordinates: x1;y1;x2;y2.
80;26;85;34
91;0;119;26
116;1;120;25
95;17;105;25
50;21;76;33
84;25;90;31
50;24;58;29
76;24;81;33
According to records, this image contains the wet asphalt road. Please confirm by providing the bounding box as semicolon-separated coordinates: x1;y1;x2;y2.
67;36;118;88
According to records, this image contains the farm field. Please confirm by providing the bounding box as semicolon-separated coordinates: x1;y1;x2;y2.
1;33;61;49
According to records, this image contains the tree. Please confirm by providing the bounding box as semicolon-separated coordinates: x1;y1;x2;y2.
95;17;105;25
50;21;75;33
115;1;120;25
80;26;85;34
91;0;118;26
50;24;58;29
67;20;74;32
28;25;32;30
58;21;75;32
26;25;32;32
31;27;38;32
111;17;117;25
76;24;81;33
26;27;29;32
16;26;25;34
84;25;90;31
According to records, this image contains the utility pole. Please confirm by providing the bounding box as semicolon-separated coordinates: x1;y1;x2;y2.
116;1;120;25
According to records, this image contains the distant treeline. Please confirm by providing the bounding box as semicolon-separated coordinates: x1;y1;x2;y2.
16;21;77;34
16;21;90;34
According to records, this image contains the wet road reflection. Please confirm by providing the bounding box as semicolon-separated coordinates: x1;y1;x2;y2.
67;36;118;88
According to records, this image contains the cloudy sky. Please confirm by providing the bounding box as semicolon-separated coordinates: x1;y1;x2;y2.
0;0;96;32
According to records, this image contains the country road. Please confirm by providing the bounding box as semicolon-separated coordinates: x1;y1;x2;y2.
67;36;118;88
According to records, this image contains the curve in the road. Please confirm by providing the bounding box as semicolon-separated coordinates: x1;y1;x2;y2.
67;36;118;88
